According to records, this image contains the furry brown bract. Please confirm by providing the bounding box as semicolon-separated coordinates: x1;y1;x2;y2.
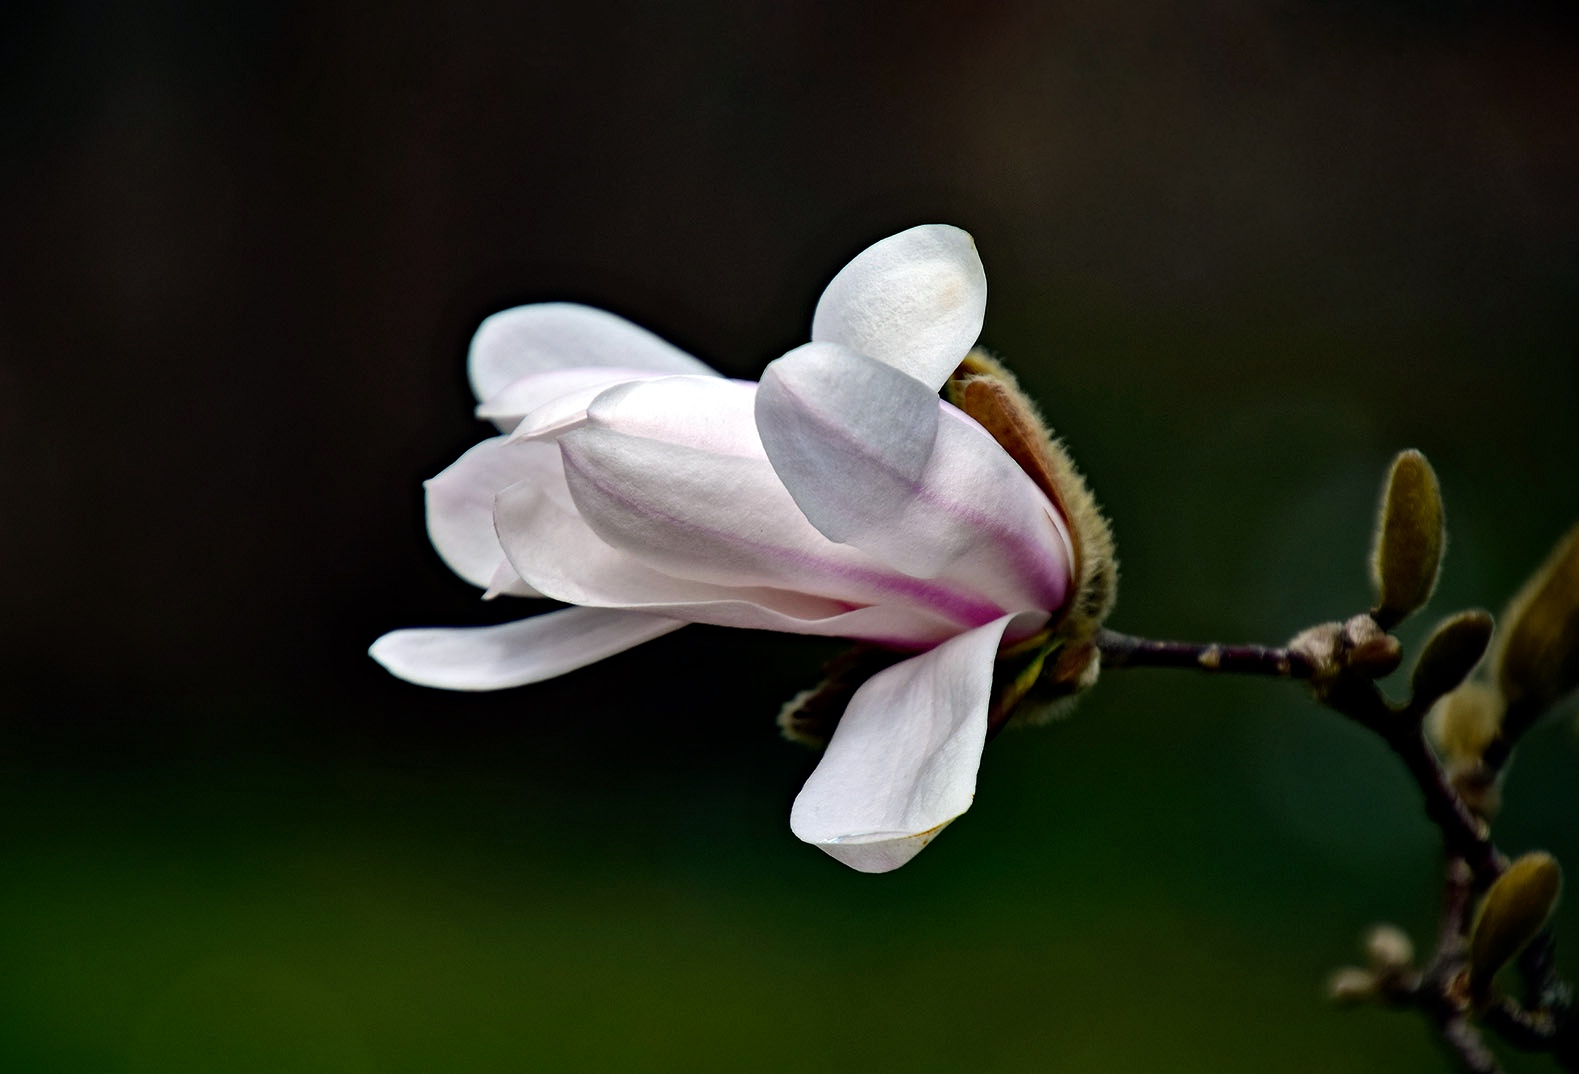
946;349;1116;637
945;348;1118;727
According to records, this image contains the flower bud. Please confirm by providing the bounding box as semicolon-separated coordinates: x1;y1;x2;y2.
1412;610;1495;711
1426;681;1505;765
1493;521;1579;722
1447;759;1503;820
1369;450;1445;630
1364;924;1415;974
1343;614;1403;679
1468;852;1563;999
1292;617;1405;687
1326;966;1379;1005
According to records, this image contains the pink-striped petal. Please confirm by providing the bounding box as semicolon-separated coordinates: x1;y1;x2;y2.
756;345;1073;615
495;478;983;648
556;426;1010;632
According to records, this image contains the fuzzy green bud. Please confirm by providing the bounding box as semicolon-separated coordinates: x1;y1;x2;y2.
1468;852;1563;999
1370;450;1445;630
1412;610;1495;711
1427;682;1505;766
1494;521;1579;721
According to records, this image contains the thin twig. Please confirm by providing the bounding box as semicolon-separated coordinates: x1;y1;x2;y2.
1094;628;1315;678
1440;1017;1506;1074
1097;626;1502;887
1381;731;1504;888
1091;621;1576;1069
1438;858;1476;954
1483;998;1556;1052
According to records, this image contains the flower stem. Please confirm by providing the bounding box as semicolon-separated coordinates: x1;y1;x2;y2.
1095;626;1503;888
1384;728;1503;887
1090;621;1569;1065
1440;1017;1507;1074
1094;628;1316;679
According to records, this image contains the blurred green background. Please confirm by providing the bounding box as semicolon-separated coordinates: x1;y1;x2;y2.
3;2;1577;1071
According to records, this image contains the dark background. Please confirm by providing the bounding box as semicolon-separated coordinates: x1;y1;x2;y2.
3;2;1577;1071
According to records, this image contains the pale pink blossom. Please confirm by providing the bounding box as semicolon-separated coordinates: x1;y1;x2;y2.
372;226;1075;871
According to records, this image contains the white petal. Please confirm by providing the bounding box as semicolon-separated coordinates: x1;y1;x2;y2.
582;376;766;457
495;478;978;648
467;303;715;408
790;614;1025;872
369;607;685;691
755;341;939;546
756;345;1073;614
811;224;987;391
425;435;565;593
496;372;647;442
556;426;1008;631
508;374;765;455
476;367;665;433
483;559;538;600
861;406;1074;613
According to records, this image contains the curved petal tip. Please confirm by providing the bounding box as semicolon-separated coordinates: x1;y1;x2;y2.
811;224;987;391
810;822;956;874
789;615;1020;871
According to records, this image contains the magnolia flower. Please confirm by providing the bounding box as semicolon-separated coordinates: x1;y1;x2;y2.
373;225;1111;873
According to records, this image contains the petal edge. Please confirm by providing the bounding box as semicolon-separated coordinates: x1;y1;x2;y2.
370;607;685;691
468;303;715;408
